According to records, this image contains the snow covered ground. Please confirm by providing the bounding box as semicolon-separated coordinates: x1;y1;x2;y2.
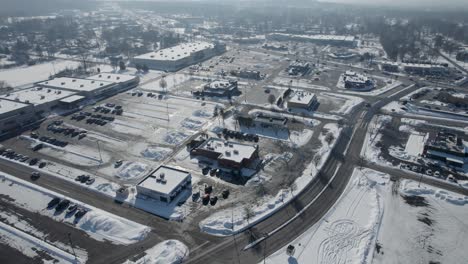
374;179;468;263
123;240;189;264
200;123;342;236
264;168;390;264
0;60;81;87
361;115;392;164
0;172;150;245
322;92;364;115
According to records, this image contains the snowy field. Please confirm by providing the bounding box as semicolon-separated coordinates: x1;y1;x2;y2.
0;60;81;87
360;115;392;164
123;240;189;264
273;77;330;91
200;123;342;236
0;172;150;245
374;179;468;264
264;168;389;264
321;92;364;115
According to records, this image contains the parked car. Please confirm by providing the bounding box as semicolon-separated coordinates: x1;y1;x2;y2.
85;178;95;185
38;162;47;169
434;171;441;178
29;158;39;166
202;167;210;175
192;191;200;201
210;196;218;206
426;169;433;176
114;160;123;168
75;208;88;219
47;197;61;208
67;204;78;215
202;194;210;205
222;189;230;199
55;199;70;212
209;168;218;176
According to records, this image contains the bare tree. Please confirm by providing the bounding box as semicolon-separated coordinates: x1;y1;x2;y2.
159;77;168;93
268;94;276;105
325;132;335;146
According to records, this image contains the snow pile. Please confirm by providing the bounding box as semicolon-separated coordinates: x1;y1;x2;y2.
117;162;149;180
200;123;342;236
400;180;468;206
164;131;189;145
181;117;204;131
264;168;389;264
0;172;150;245
288;129;313;148
141;146;172;161
124;240;189;264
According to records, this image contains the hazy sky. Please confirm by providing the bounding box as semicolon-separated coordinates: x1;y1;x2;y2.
319;0;468;8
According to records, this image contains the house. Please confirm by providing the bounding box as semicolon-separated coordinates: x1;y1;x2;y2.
136;166;192;203
288;90;318;110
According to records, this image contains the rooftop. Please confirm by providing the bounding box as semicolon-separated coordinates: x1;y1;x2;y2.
138;166;190;195
205;80;236;90
134;41;214;61
198;138;258;163
344;71;370;84
0;98;30;115
59;95;86;104
87;73;138;83
289;90;316;105
37;77;115;92
270;33;356;42
0;87;75;106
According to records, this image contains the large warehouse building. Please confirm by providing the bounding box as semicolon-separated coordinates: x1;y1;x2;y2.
267;33;357;47
132;41;226;72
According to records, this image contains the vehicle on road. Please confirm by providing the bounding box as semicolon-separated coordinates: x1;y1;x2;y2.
30;172;40;180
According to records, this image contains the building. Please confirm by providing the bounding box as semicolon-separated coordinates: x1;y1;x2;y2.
423;131;468;169
195;80;238;97
132;41;226;72
0;99;35;135
328;51;357;60
254;113;288;128
0;87;76;114
230;69;262;80
191;137;259;170
402;63;448;76
287;60;311;76
381;62;399;72
136;166;192;204
288;90;318;110
342;71;374;90
456;50;468;62
36;73;139;98
262;43;288;51
267;33;357;47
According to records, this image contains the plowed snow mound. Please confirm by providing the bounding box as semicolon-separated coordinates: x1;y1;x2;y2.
117;162;148;180
141;147;172;161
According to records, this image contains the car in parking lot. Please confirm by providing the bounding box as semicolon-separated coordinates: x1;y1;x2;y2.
29;158;39;166
74;208;88;219
434;171;441;178
67;204;78;215
47;197;61;208
38;162;47;168
425;169;433;176
55;199;70;212
114;160;123;168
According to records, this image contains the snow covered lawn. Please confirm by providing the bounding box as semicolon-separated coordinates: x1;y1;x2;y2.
322;92;364;115
0;60;81;87
264;168;390;264
123;240;189;264
0;172;150;245
200;123;342;236
361;115;392;164
374;180;468;263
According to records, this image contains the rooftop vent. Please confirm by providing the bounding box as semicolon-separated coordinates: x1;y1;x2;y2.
61;82;65;85
80;84;84;88
72;79;76;82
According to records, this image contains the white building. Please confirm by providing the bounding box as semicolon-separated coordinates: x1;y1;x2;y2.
342;71;374;90
0;87;76;113
132;41;226;72
0;99;35;135
36;73;139;98
288;90;318;110
195;80;238;97
136;166;192;204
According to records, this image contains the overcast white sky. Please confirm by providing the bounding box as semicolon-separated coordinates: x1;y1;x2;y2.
319;0;468;8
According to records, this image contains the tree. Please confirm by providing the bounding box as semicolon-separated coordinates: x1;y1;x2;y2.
119;60;126;71
243;205;255;225
267;94;276;105
159;77;167;93
135;64;142;71
325;132;335;146
142;64;149;73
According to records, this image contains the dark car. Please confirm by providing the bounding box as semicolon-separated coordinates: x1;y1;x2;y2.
55;199;70;212
74;208;88;219
222;189;230;199
67;204;78;215
209;168;218;176
210;196;218;206
47;197;61;208
202;194;210;205
79;175;90;183
192;191;200;201
202;167;210;175
38;162;47;169
29;158;39;166
30;172;40;180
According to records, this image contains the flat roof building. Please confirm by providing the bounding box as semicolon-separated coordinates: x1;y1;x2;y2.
0;99;35;135
402;63;448;76
136;165;192;204
195;80;238;97
268;33;357;47
191;137;259;170
133;41;226;72
423;131;468;169
342;71;374;90
288;90;318;110
287;60;311;76
254;113;288;128
0;87;76;113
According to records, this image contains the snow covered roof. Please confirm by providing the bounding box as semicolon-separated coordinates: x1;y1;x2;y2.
269;33;356;42
344;71;370;84
405;133;427;156
37;77;115;92
289;90;316;105
0;87;75;105
205;80;236;90
0;98;30;115
134;41;214;62
199;138;258;163
138;166;190;195
87;73;138;84
59;95;86;104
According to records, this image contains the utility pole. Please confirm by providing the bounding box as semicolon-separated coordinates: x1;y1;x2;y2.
96;140;103;164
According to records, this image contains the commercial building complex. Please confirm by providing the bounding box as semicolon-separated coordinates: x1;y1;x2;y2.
195;80;238;97
342;71;374;90
402;63;448;76
136;166;192;204
132;41;226;72
423;131;468;169
287;61;311;76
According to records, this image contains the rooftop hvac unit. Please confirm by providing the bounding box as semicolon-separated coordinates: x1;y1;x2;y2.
229;144;233;148
91;81;95;83
233;150;239;155
100;83;104;86
116;77;120;80
57;91;61;94
107;76;111;79
47;89;51;93
98;74;102;77
80;85;84;87
160;173;165;179
72;79;76;82
61;82;65;85
160;179;167;184
225;150;231;156
40;95;45;100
